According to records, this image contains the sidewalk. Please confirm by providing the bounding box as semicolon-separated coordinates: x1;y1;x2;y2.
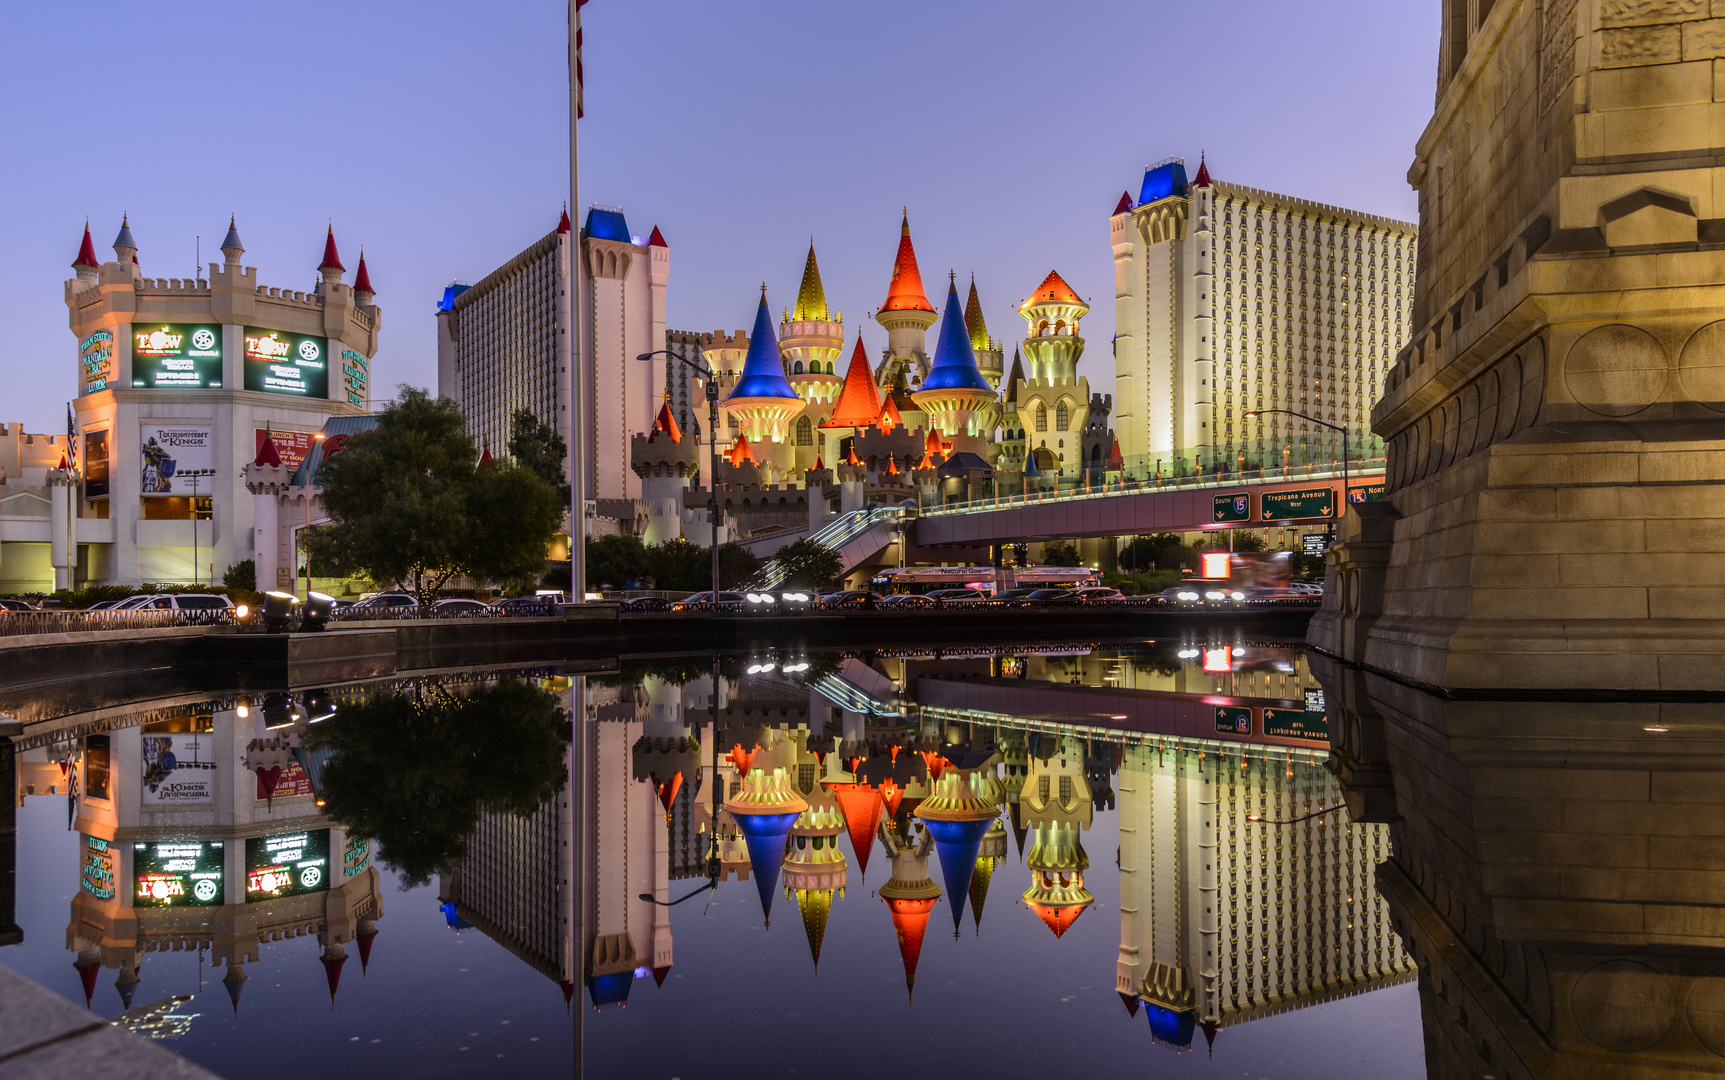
0;964;222;1079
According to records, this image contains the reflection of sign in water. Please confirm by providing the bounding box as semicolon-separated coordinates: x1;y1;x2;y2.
140;733;216;806
1304;687;1326;713
133;841;225;907
140;424;212;496
1263;707;1329;740
81;836;116;900
84;734;110;800
129;324;223;389
255;758;314;800
1212;492;1250;523
343;835;371;877
1261;487;1335;521
245;830;330;901
80;330;115;393
244;329;329;397
1214;706;1253;735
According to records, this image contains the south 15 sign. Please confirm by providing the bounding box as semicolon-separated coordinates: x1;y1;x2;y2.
244;329;329;397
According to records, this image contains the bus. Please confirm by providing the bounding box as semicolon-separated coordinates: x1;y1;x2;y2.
870;566;1100;595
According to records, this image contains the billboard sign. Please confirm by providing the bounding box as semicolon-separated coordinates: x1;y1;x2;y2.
245;830;330;901
1214;706;1253;736
256;429;320;475
1261;487;1335;521
255;758;314;800
133;840;225;907
140;424;213;496
1212;492;1250;523
343;835;372;878
340;348;368;406
130;324;223;389
80;330;116;394
83;429;110;499
81;836;116;900
1263;707;1330;740
244;329;329;397
140;733;216;806
84;734;110;800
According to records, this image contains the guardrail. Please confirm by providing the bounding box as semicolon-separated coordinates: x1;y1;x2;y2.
0;609;236;637
622;595;1321;614
920;459;1387;517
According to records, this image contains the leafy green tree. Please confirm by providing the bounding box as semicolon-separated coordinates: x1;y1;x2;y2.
1042;541;1083;567
1199;530;1267;552
586;535;649;588
645;539;710;592
221;558;256;592
306;678;569;887
1119;533;1199;572
304;386;563;603
507;407;572;506
718;542;762;589
771;538;842;591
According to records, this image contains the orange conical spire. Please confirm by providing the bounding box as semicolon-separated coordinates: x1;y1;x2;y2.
885;896;935;1000
884;453;899;477
825;783;885;882
843;443;862;467
876;395;903;434
650;399;682;443
823;334;883;428
879;213;935;314
1020;269;1084;309
654;771;684;821
725;432;755;467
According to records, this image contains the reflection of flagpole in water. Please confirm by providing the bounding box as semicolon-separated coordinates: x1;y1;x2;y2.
573;667;587;1080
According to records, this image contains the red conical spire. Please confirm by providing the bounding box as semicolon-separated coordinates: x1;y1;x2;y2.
319;225;344;272
558;207;572;235
477;445;493;469
653;770;684;820
843;443;862;467
72;223;99;270
725;432;755;467
650;399;682;444
321;949;347;1003
884;454;899;477
823;334;883;428
356;925;377;975
254;435;283;468
647;225;667;247
75;956;101;1008
1118;991;1141;1017
1112;191;1134;216
879;213;935;314
1194;153;1212;188
651;966;672;987
876;396;903;434
1025;898;1088;938
353;250;374;294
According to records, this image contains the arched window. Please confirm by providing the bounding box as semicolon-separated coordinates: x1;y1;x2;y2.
1037;320;1050;337
1054;320;1066;336
1034;403;1048;432
793;360;804;374
1055;400;1070;430
796;416;812;446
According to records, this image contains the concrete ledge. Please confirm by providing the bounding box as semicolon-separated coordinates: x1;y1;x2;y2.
0;965;221;1079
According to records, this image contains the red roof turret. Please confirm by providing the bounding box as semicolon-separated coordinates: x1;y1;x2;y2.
321;948;348;1003
879;213;935;314
1021;269;1084;309
353;251;374;295
649;400;682;443
876;396;904;434
647;225;667;247
319;225;344;272
72;223;99;270
1112;191;1134;216
254;436;283;468
558;208;572;235
1193;153;1212;188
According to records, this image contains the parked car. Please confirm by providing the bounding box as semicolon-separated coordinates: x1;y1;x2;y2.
0;598;36;612
623;596;674;612
927;588;987;603
138;594;235;611
349;592;418;612
986;587;1042;605
491;595;557;616
85;600;124;611
111;594;164;611
1072;586;1125;603
1158;586;1202;605
431;598;492;615
818;590;885;609
880;593;936;608
670;591;746;611
1013;588;1086;607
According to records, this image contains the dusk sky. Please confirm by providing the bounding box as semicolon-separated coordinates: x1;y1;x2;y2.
6;1;1438;427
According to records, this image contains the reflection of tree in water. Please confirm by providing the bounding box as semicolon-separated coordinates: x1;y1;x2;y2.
306;679;569;887
1119;642;1186;677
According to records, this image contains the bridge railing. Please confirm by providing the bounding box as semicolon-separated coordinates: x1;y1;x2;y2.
752;505;903;589
921;452;1387;517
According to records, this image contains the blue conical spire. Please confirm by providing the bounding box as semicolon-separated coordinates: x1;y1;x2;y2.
1022;441;1040;478
920;279;993;393
727;289;799;401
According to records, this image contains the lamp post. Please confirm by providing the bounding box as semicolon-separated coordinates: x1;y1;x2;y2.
1246;803;1347;826
1242;409;1348;525
301;433;325;602
637;351;722;603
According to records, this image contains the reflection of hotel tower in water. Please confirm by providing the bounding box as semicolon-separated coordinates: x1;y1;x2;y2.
1115;738;1412;1048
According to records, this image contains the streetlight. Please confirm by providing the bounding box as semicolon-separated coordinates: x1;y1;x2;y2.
1246;803;1347;826
637;350;722;604
1242;409;1348;525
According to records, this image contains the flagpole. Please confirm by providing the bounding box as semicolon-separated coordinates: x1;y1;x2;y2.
570;0;587;604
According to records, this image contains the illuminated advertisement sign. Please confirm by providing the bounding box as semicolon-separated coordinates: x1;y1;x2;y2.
255;429;319;474
84;734;110;800
245;829;330;902
140;732;216;806
244;329;328;397
133;840;225;907
1302;533;1331;557
140;424;213;497
130;324;223;389
81;836;116;900
343;835;371;878
1263;707;1330;740
1199;552;1231;579
80;330;115;393
83;430;109;500
1261;487;1335;521
1211;492;1249;523
341;348;368;406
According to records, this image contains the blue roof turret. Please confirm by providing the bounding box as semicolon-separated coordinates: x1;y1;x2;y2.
919;280;993;393
584;207;631;243
727;290;800;400
1139;159;1190;206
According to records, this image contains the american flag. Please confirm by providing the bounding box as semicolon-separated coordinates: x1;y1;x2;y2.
66;403;76;467
573;0;591;119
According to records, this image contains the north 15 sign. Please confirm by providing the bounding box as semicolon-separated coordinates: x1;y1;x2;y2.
130;324;223;389
245;829;330;901
244;329;329;397
1260;487;1336;521
134;840;225;907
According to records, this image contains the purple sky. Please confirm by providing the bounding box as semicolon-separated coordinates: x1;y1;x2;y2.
5;1;1437;429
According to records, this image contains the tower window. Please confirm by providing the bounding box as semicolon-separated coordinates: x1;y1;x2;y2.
1055;401;1070;430
1035;403;1048;432
796;416;812;446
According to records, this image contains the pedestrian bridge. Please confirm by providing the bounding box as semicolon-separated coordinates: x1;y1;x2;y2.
911;459;1386;546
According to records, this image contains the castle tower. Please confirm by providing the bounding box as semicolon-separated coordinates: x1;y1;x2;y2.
1020;736;1094;938
722;289;804;483
912;754;1001;934
631;400;698;544
721;730;808;925
1013;271;1095;482
964;275;1005;389
782;783;847;971
779;244;844;473
876;821;940;1001
874;213;938;388
910;279;999;456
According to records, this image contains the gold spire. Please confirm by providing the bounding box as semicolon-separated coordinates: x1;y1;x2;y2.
964;273;991;352
791;241;830;322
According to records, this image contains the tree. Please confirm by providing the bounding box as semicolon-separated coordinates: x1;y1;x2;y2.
221;558;256;592
1042;541;1082;567
304;386;563;603
586;535;648;588
306;678;569;887
1119;533;1198;572
717;542;762;589
771;538;842;591
1199;530;1267;552
508;407;572;506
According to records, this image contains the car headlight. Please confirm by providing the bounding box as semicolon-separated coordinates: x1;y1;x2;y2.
1230;591;1244;601
234;604;249;618
1205;591;1225;600
1177;591;1199;601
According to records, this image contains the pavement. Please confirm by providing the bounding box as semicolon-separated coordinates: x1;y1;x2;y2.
0;964;222;1079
